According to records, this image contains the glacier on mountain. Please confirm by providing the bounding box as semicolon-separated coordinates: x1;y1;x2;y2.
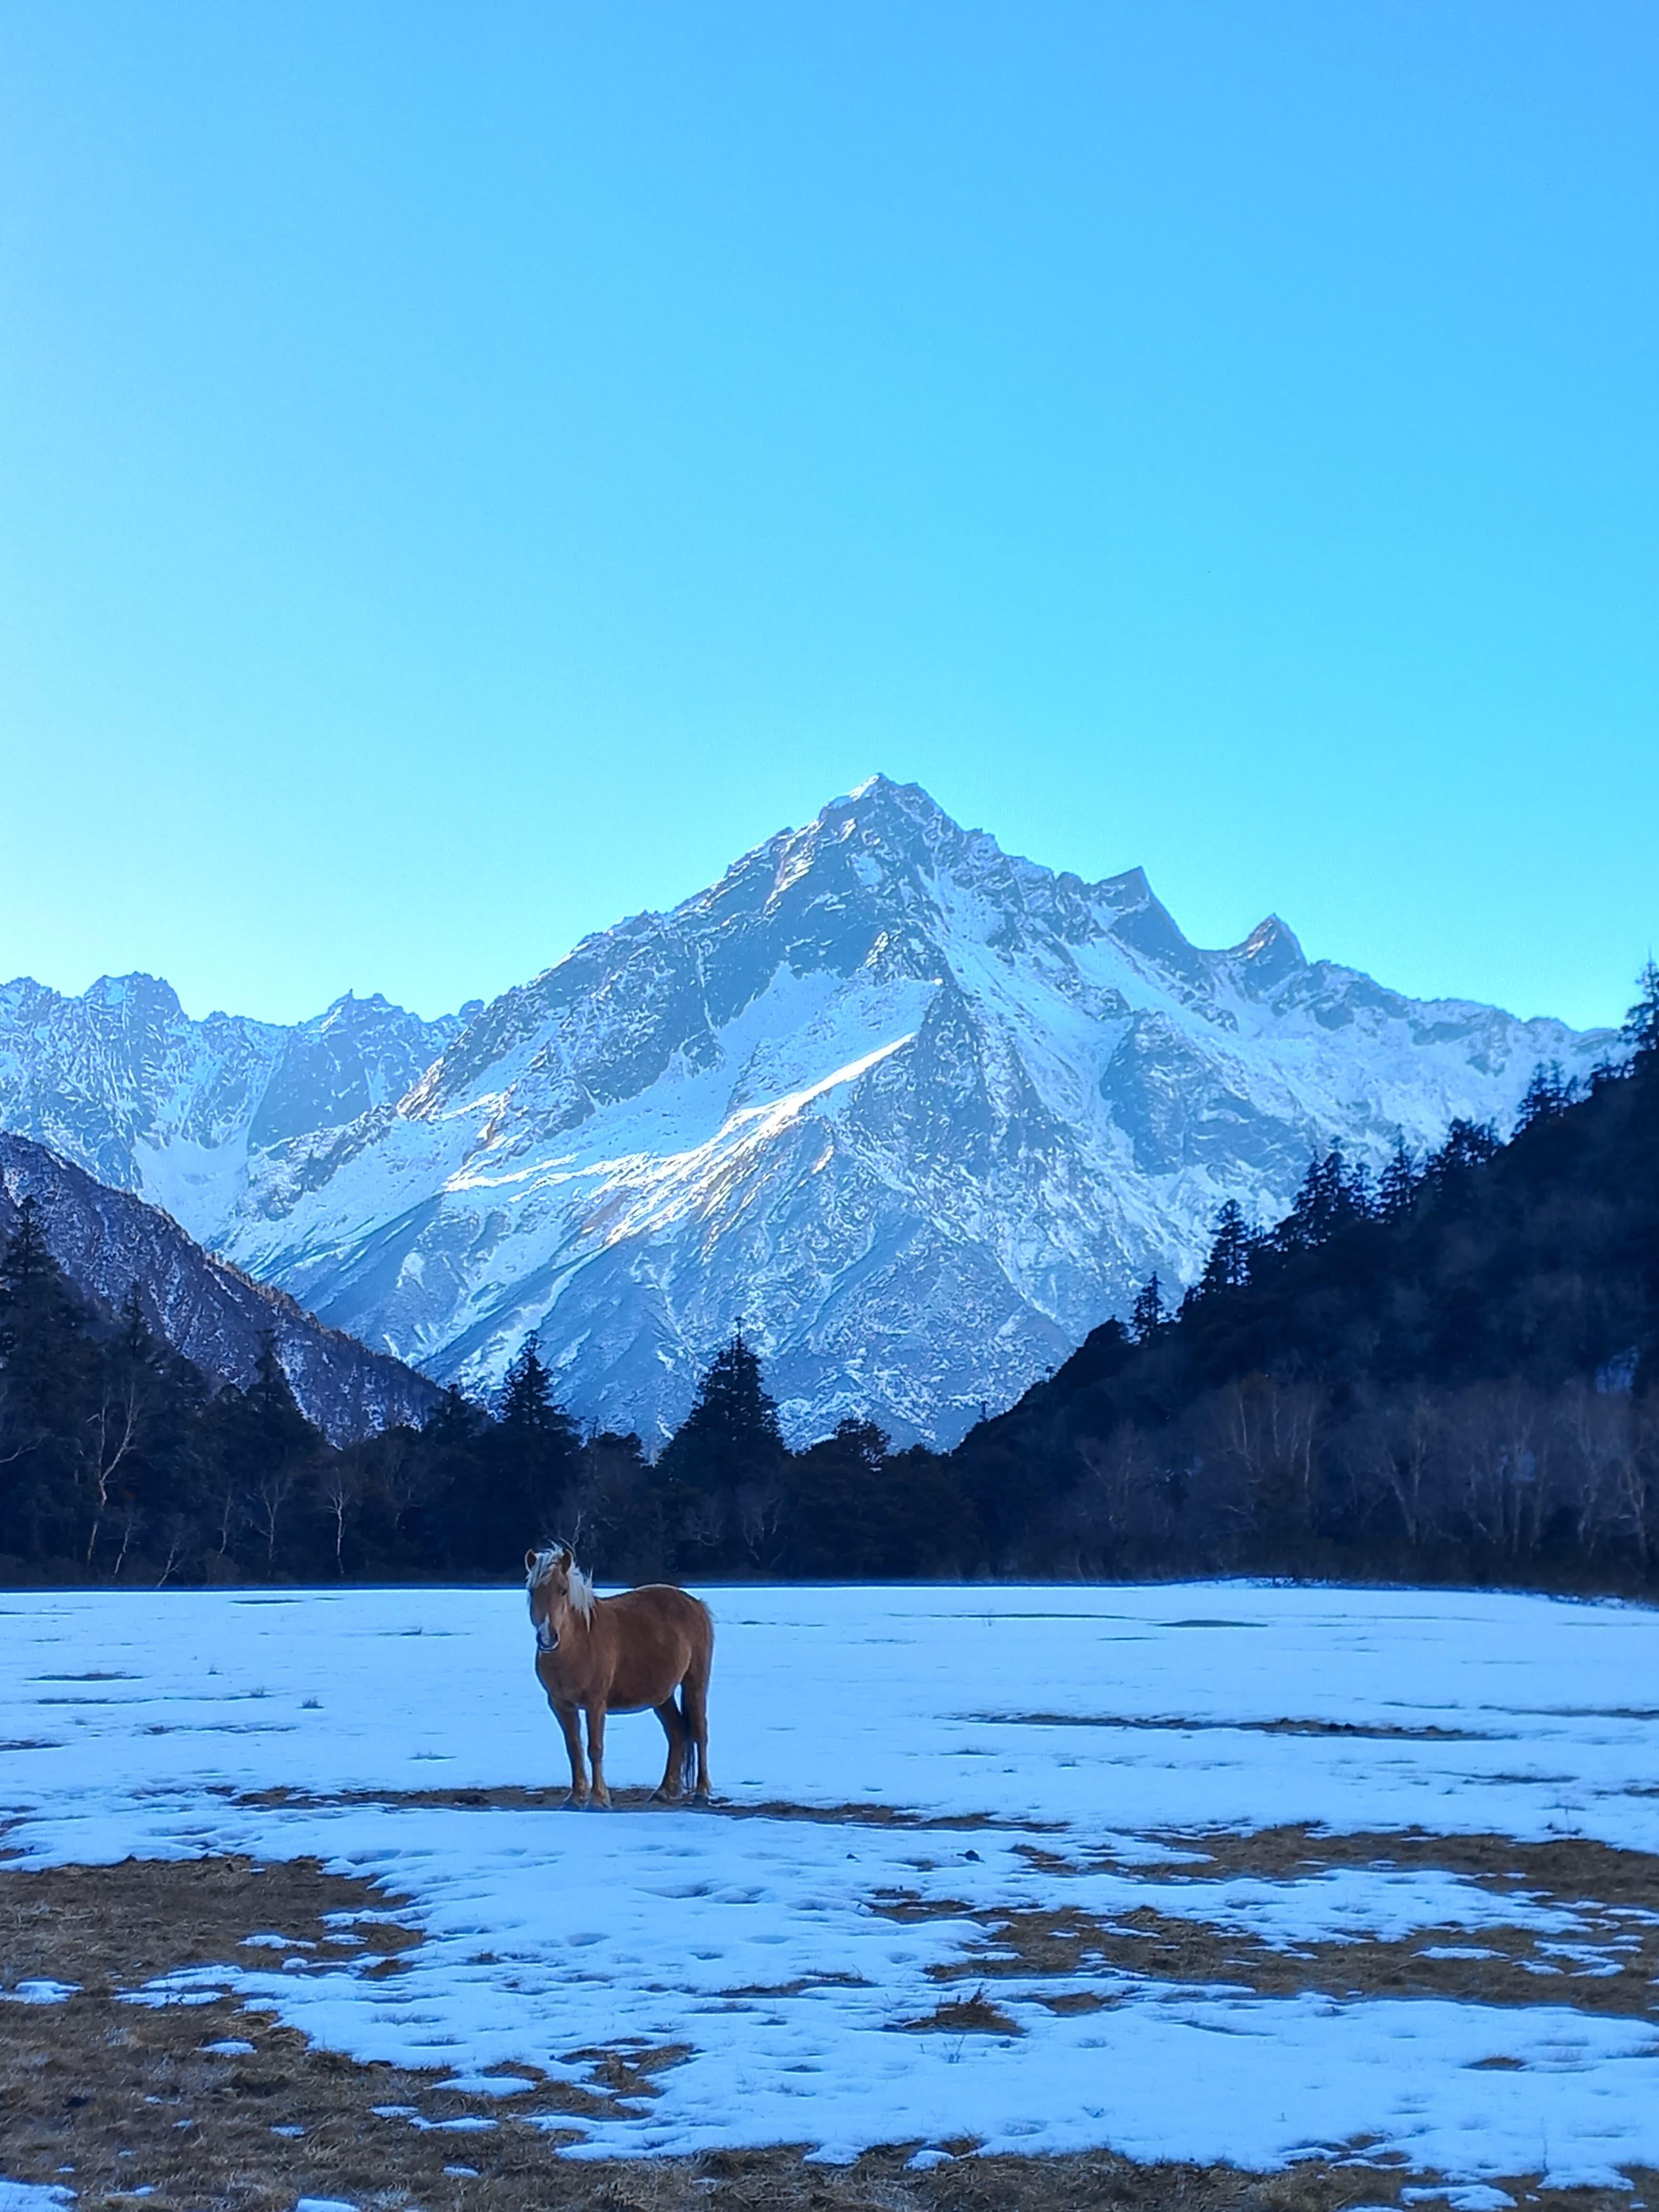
0;779;1606;1446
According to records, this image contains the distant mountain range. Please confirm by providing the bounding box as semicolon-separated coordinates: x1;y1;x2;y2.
0;1133;439;1443
0;778;1605;1446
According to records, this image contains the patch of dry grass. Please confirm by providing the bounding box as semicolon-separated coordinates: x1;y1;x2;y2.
1138;1826;1659;1905
0;1854;627;2208
877;1893;1659;2017
964;1713;1489;1742
231;1783;1019;1829
4;1837;1658;2209
867;1827;1659;2020
894;1983;1022;2037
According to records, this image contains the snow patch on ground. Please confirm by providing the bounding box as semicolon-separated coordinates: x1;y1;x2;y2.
3;1582;1658;2179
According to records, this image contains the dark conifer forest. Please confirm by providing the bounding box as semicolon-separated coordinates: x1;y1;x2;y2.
3;968;1656;1594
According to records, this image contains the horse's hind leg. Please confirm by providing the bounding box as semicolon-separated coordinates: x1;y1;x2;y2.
680;1664;711;1803
651;1698;688;1802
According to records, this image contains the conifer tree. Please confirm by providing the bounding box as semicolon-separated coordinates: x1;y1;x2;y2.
120;1312;210;1585
1378;1139;1419;1220
1129;1274;1168;1343
657;1328;785;1496
1344;1158;1376;1220
1518;1061;1576;1130
1622;959;1659;1062
0;1199;99;1561
783;1418;893;1576
203;1336;320;1570
470;1337;582;1569
84;1288;163;1569
415;1387;491;1572
1280;1150;1359;1251
1425;1117;1501;1189
1197;1201;1254;1298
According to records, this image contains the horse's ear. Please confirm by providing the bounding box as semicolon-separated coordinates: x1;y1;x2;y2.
557;1544;573;1569
524;1549;539;1575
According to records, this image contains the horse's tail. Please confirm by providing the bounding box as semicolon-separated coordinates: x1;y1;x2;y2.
680;1595;714;1799
680;1594;714;1700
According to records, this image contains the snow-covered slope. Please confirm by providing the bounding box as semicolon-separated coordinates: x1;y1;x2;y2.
0;1134;440;1443
0;976;462;1246
0;780;1605;1445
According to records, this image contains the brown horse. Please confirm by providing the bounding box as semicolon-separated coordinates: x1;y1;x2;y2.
525;1546;714;1808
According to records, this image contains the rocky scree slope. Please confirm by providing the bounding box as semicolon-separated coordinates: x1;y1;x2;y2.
0;780;1603;1447
0;1134;440;1443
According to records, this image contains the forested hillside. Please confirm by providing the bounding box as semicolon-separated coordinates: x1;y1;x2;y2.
952;970;1659;1588
0;1133;438;1443
2;967;1654;1593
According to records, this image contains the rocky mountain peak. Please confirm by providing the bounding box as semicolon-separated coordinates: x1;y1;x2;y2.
0;784;1610;1448
1233;915;1309;989
87;969;182;1010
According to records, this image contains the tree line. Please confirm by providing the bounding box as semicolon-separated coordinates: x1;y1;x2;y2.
0;1217;949;1586
3;965;1656;1594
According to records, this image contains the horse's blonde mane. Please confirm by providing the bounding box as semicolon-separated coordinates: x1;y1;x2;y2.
527;1546;597;1620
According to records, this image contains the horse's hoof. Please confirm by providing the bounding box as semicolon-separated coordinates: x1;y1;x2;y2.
589;1792;613;1811
560;1792;589;1810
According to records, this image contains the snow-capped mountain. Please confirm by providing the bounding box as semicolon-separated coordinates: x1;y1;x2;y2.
0;779;1606;1445
0;1134;439;1443
0;975;463;1238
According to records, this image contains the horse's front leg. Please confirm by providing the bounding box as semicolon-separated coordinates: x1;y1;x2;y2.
550;1699;588;1807
585;1702;611;1809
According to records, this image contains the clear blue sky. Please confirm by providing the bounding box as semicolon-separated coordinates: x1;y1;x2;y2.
2;3;1653;1031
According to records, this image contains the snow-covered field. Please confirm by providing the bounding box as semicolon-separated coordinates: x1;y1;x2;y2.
3;1582;1658;2185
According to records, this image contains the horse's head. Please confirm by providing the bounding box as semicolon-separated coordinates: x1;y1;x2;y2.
526;1544;595;1653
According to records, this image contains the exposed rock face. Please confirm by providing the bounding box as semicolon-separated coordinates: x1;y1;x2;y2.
0;977;460;1234
0;780;1603;1446
0;1134;440;1444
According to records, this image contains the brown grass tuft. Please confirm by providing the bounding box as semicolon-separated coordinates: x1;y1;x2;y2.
894;1983;1023;2037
